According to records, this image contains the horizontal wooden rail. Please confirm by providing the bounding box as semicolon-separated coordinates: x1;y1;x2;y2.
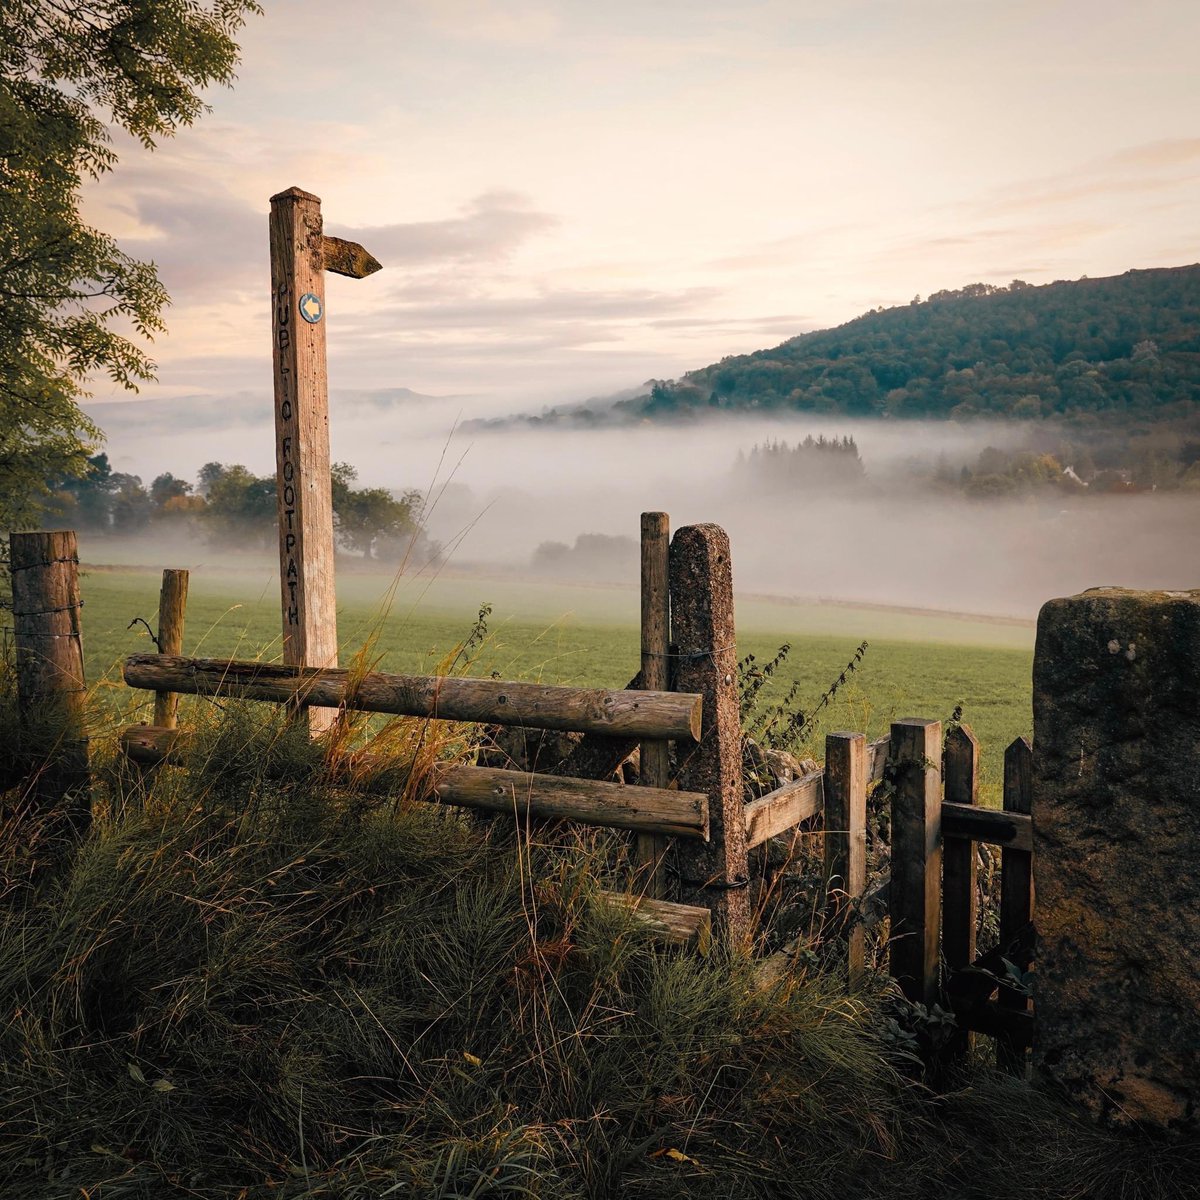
941;801;1033;852
951;997;1035;1046
121;725;188;765
124;654;703;741
120;725;709;839
745;772;823;848
865;733;890;783
595;891;712;950
745;734;889;850
433;766;709;839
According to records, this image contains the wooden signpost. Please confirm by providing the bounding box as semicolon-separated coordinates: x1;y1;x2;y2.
268;187;380;731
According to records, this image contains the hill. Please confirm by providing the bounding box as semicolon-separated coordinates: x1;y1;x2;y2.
619;265;1200;423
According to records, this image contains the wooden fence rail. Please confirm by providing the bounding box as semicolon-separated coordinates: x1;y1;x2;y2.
119;725;710;838
124;654;702;741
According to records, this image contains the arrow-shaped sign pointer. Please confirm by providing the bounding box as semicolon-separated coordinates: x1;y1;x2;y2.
322;235;382;279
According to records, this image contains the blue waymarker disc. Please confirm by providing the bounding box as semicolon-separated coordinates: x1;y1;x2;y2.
299;292;323;323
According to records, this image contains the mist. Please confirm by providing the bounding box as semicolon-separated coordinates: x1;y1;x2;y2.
82;397;1200;620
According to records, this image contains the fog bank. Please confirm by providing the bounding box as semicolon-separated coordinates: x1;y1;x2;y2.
80;403;1200;619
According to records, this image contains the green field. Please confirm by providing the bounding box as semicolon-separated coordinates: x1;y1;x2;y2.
74;558;1035;799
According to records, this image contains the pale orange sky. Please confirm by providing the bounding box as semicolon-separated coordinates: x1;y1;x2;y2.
85;0;1200;412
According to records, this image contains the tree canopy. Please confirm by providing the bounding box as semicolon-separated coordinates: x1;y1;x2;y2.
0;0;261;529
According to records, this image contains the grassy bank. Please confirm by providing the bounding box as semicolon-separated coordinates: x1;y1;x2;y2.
2;693;1196;1200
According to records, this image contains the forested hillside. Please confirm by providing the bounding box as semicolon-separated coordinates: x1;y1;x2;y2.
621;266;1200;421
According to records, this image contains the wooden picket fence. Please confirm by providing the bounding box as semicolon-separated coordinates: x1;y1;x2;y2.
7;523;1036;1071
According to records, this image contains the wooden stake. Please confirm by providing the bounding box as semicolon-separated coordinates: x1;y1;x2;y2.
824;731;867;985
888;718;942;1007
152;570;189;728
9;531;89;832
669;523;750;944
269;188;380;733
637;511;670;895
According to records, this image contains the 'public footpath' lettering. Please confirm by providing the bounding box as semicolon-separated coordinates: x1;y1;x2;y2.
275;279;300;627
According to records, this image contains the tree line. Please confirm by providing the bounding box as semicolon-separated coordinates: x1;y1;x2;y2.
47;457;437;562
623;267;1200;423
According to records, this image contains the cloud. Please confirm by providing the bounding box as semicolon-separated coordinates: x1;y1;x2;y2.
104;167;264;298
1092;137;1200;173
971;138;1200;221
342;192;559;267
104;169;560;307
372;283;719;330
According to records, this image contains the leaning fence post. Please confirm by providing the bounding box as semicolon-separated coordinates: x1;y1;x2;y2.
669;523;750;944
888;718;942;1007
824;731;867;985
941;723;979;1060
9;530;90;832
997;735;1034;1074
637;511;671;897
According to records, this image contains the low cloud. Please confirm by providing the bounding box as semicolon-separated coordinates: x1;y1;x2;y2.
342;191;559;267
374;283;719;329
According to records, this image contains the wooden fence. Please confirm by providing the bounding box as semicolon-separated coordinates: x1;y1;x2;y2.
7;522;1036;1071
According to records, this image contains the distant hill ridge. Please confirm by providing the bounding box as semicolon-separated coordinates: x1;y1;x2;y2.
619;264;1200;422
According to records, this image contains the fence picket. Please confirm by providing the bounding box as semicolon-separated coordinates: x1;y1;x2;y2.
998;736;1034;1074
888;719;943;1007
824;732;867;985
942;724;979;1060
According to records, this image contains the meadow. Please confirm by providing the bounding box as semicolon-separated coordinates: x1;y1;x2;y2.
79;557;1034;801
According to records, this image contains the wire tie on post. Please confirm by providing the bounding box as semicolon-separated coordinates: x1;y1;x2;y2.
11;602;84;617
9;556;79;572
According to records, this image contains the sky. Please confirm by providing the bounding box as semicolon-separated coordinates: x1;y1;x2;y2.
83;0;1200;420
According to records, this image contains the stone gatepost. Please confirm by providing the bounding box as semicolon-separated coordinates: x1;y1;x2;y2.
1033;587;1200;1131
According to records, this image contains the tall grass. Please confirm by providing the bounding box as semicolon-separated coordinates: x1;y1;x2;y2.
1;660;1197;1197
0;700;913;1198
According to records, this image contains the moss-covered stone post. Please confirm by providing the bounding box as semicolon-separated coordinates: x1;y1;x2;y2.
669;523;750;944
1033;587;1200;1131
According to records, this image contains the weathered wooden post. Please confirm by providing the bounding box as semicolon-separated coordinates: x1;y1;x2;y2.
941;723;979;1059
129;569;189;801
669;523;750;944
824;731;867;984
888;718;942;1007
268;186;380;732
637;511;671;896
152;569;189;729
9;531;90;831
997;735;1033;1074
